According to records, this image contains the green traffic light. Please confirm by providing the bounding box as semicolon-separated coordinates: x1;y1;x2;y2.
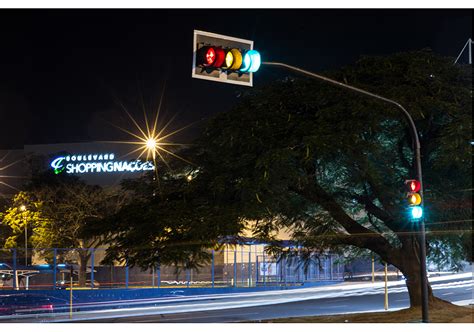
410;206;423;220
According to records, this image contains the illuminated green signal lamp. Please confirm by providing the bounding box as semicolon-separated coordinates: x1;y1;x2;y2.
410;206;423;219
240;50;261;73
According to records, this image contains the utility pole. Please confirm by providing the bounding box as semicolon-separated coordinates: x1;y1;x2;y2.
454;38;472;65
372;254;375;283
384;262;389;310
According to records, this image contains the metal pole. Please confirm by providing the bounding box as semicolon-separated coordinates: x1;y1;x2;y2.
454;38;473;64
24;216;27;266
186;268;190;288
53;248;57;290
125;259;129;289
300;252;304;283
330;254;333;281
90;249;95;289
211;250;215;288
384;262;389;310
152;268;155;287
256;255;259;286
316;256;320;281
233;249;237;288
372;254;375;283
241;246;244;286
12;249;18;290
248;247;252;287
469;38;472;65
157;265;161;288
263;248;266;287
263;61;429;322
69;265;73;319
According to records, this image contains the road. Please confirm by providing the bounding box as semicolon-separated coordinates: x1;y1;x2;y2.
1;272;472;323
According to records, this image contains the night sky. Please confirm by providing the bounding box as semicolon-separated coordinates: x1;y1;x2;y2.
0;9;471;149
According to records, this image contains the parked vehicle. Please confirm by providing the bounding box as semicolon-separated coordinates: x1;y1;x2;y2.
0;294;68;315
55;279;100;289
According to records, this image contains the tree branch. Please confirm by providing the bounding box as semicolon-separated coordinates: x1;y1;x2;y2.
290;181;396;258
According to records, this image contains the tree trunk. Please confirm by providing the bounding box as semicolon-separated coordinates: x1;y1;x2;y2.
394;242;450;309
399;259;435;307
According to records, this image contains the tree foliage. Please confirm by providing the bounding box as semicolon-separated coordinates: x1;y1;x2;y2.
1;171;123;285
84;165;244;275
187;50;471;307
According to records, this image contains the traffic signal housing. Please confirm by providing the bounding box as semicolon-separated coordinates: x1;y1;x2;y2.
192;30;261;86
197;46;261;73
405;179;423;220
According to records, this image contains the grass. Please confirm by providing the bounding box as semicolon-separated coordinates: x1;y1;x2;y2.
260;305;473;323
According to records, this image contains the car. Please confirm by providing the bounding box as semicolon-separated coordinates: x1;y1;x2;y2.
0;294;69;316
55;279;100;289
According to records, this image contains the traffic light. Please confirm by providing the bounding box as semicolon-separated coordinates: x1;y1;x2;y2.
196;46;261;73
406;179;423;220
192;30;260;86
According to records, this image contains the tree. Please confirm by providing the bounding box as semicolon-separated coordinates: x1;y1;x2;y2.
1;191;44;262
189;50;471;308
1;172;124;286
0;195;13;254
84;165;244;277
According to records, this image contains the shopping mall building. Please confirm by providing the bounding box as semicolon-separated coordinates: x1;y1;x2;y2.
1;141;156;196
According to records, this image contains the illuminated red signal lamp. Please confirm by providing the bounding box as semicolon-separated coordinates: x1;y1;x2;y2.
405;179;422;206
407;179;421;192
197;46;225;68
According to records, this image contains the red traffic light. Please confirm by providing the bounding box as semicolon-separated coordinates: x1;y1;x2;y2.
406;179;421;192
197;46;225;67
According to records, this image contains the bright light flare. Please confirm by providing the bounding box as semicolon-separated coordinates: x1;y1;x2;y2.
146;138;157;151
0;152;25;192
106;85;195;175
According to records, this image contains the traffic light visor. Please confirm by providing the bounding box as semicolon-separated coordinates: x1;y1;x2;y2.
214;47;225;67
248;50;261;72
229;49;243;70
241;52;251;72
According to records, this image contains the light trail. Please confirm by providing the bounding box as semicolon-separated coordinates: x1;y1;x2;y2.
1;272;471;323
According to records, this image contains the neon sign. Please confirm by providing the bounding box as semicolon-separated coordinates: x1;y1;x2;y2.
50;153;155;175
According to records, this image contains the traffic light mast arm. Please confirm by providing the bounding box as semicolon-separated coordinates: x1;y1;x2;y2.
262;61;429;322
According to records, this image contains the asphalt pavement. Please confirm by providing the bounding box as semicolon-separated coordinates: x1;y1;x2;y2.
0;272;472;323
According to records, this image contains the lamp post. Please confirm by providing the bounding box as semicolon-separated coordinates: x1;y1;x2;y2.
262;61;429;322
19;205;28;266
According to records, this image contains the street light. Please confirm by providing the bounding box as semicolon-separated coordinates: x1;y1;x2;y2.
262;61;429;323
146;138;157;154
19;205;28;266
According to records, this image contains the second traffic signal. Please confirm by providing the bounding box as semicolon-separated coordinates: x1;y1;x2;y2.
405;179;423;220
197;46;261;73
